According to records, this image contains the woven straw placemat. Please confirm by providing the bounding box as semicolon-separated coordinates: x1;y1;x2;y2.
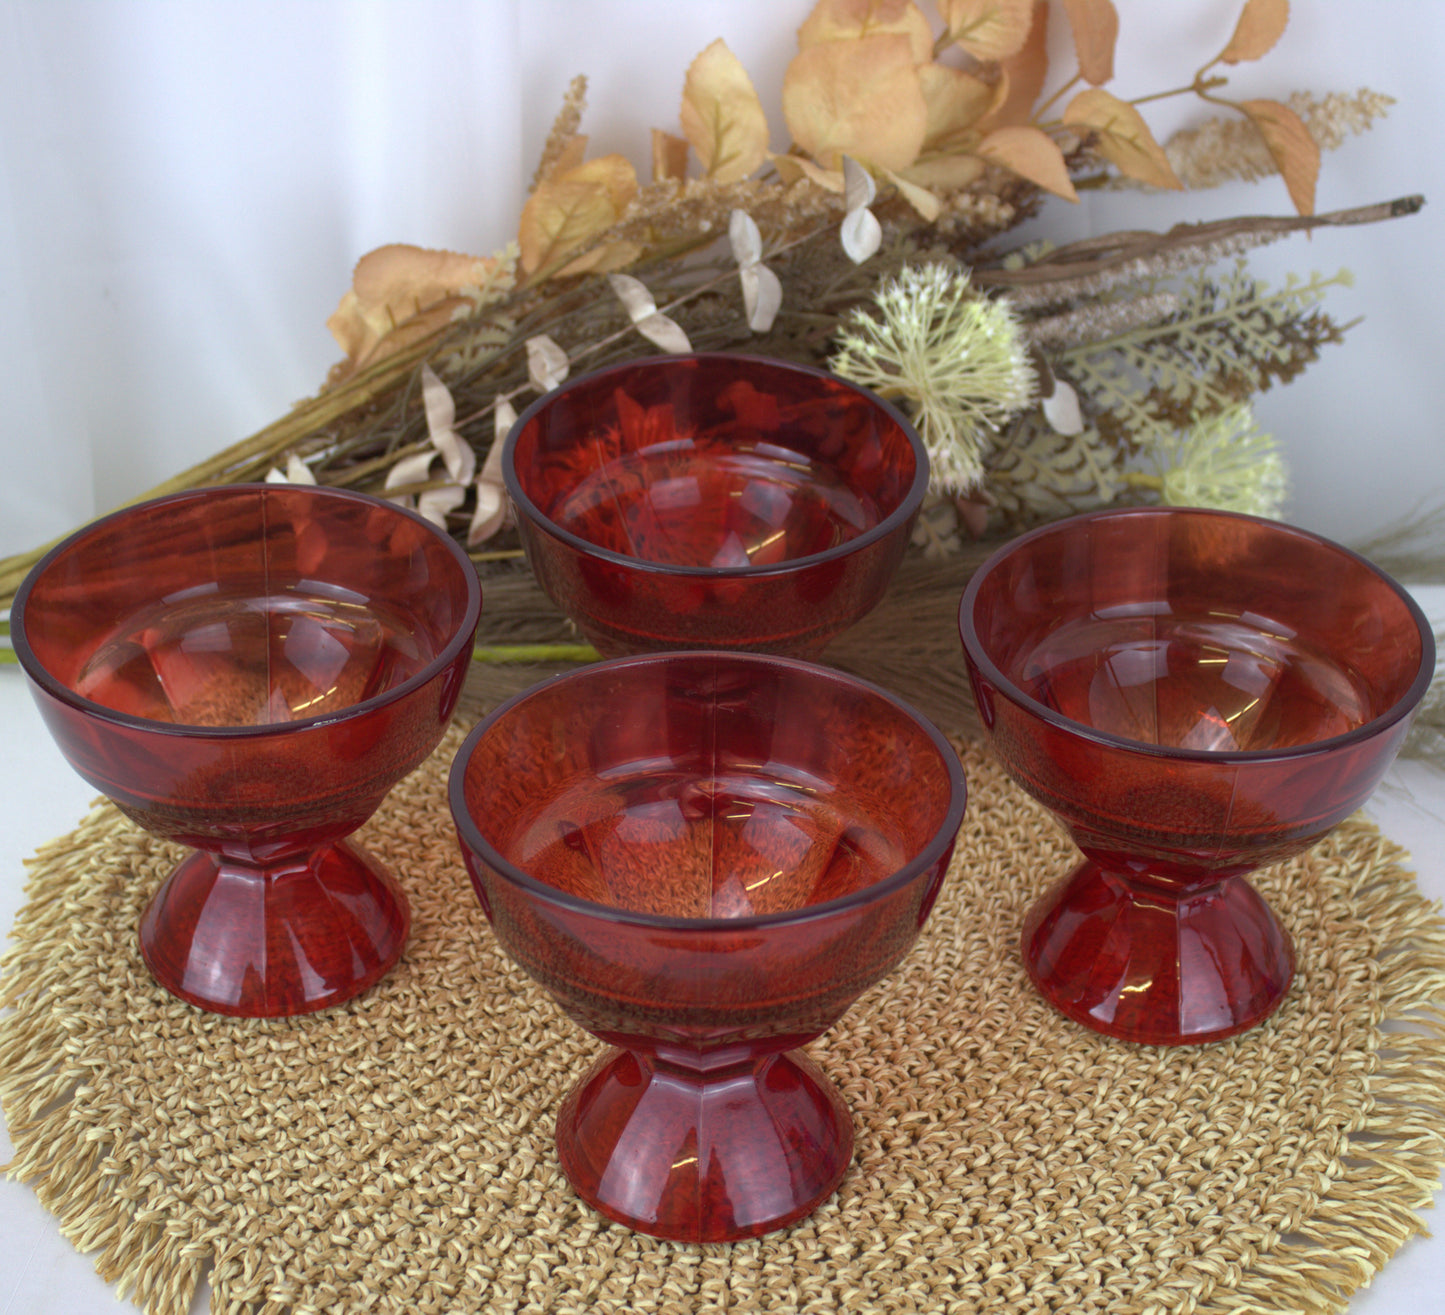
4;719;1445;1315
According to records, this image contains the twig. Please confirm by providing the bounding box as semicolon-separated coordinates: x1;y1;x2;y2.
976;196;1425;294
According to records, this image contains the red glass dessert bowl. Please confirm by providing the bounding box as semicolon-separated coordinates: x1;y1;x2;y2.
12;485;481;1017
449;652;966;1242
503;353;928;657
959;506;1434;1046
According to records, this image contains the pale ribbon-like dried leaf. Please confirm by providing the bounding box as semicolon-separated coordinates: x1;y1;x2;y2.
1220;0;1290;64
527;335;570;392
954;495;992;539
417;484;467;530
841;156;882;263
468;396;515;545
728;210;783;333
1042;378;1084;435
740;264;784;333
728;207;764;267
420;364;476;485
384;450;440;491
608;274;694;353
1060;0;1118;86
841;209;883;263
843;154;877;212
265;454;318;485
385;366;477;507
679;38;770;184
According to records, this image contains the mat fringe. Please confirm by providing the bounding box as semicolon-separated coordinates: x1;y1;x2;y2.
3;777;1445;1314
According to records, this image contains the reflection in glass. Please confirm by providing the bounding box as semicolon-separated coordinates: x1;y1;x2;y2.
960;506;1434;1046
450;652;967;1241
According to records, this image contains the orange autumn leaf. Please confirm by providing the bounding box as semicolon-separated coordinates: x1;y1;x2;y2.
897;153;987;191
938;0;1035;62
518;154;639;276
989;1;1048;127
918;63;1003;156
348;245;490;314
1240;97;1318;214
1063;88;1181;190
566;153;638;211
1060;0;1118;86
327;244;499;367
329;301;468;379
1220;0;1290;64
770;151;846;191
782;33;928;171
553;240;645;280
975;124;1079;200
519;180;615;273
679;39;770;184
651;128;690;182
797;0;934;63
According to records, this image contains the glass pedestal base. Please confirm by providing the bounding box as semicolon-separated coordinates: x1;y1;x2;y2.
556;1047;853;1242
138;839;410;1017
1022;860;1296;1046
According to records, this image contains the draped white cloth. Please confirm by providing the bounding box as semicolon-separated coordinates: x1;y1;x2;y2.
1;0;1440;561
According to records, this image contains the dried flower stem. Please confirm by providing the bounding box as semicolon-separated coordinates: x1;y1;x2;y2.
978;197;1425;307
532;75;589;190
1027;292;1181;350
472;643;598;664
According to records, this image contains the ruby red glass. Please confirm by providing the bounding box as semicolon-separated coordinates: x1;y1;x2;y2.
503;353;928;657
449;652;966;1242
959;507;1434;1046
13;485;481;1017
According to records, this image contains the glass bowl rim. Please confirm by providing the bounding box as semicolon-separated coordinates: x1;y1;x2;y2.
957;505;1437;764
448;649;968;932
12;483;483;739
501;352;930;578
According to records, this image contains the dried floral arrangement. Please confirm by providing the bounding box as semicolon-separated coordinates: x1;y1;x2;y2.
0;0;1434;746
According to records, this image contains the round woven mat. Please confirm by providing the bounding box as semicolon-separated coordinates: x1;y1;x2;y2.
5;720;1445;1315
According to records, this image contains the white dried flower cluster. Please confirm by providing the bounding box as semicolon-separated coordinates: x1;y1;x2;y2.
1156;404;1288;519
830;264;1035;495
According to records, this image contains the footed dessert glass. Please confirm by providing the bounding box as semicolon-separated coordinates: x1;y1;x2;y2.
959;507;1434;1046
503;353;927;656
449;652;966;1241
13;485;481;1016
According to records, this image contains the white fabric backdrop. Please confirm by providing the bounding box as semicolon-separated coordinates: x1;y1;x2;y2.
1;0;1441;562
0;8;1443;1313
